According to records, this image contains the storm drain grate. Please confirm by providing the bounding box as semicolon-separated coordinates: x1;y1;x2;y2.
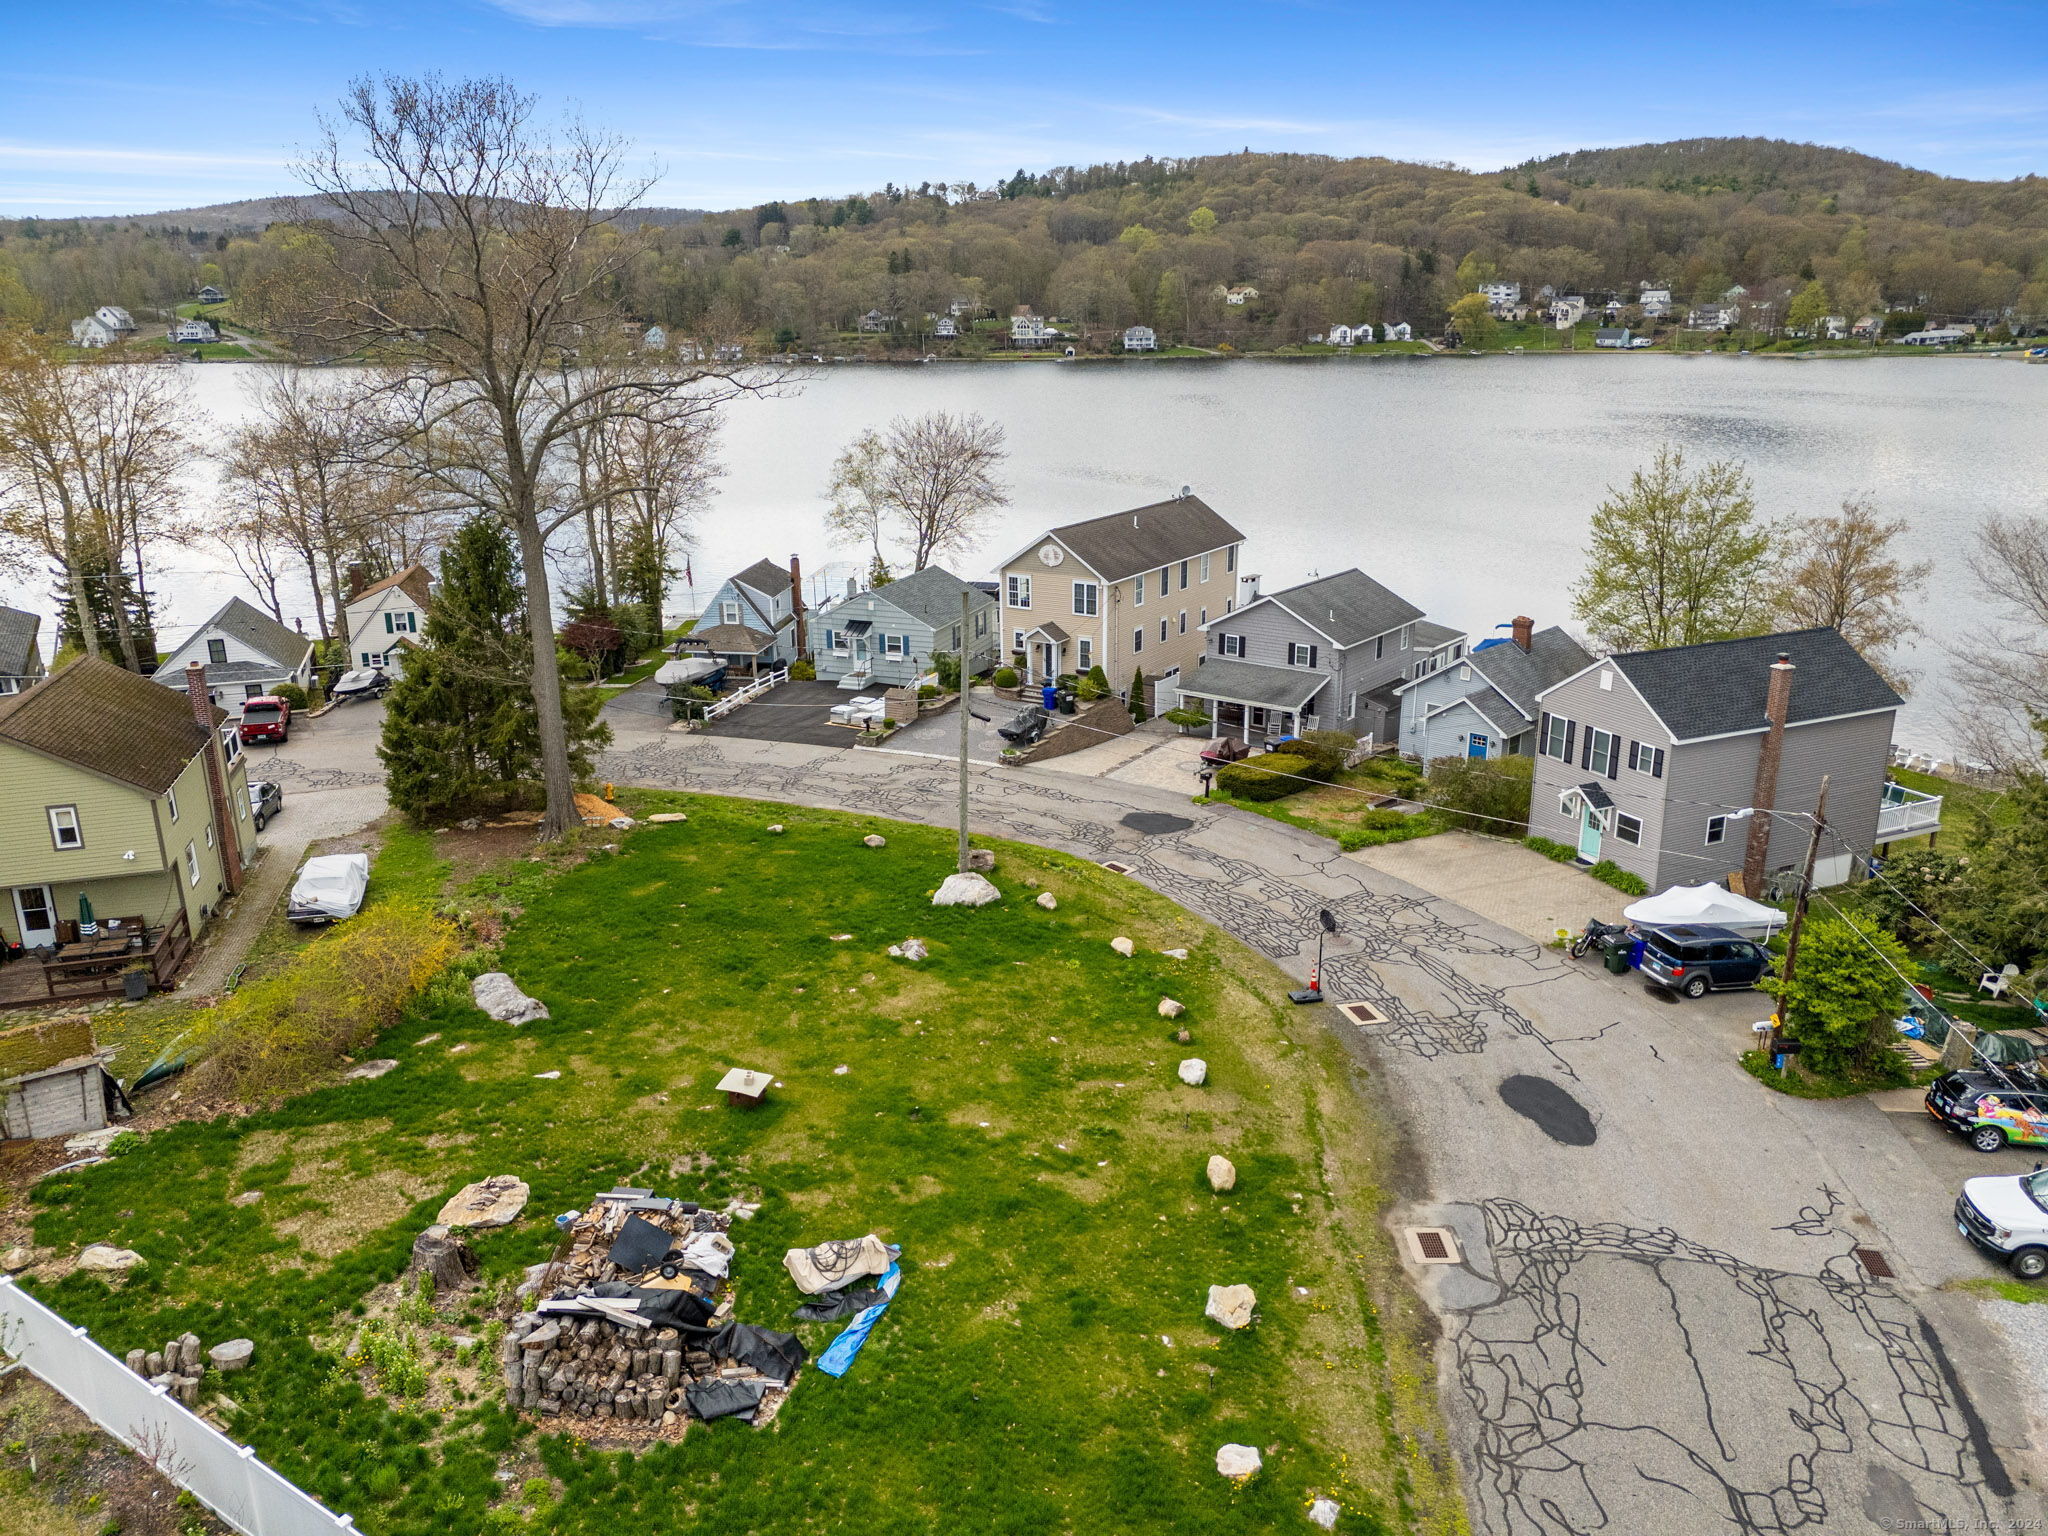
1854;1247;1895;1279
1337;1001;1387;1027
1405;1227;1462;1265
1100;861;1134;874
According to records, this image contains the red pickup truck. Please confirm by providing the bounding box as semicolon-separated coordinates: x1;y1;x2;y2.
238;696;291;745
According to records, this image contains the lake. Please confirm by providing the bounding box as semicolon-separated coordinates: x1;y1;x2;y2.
21;354;2047;753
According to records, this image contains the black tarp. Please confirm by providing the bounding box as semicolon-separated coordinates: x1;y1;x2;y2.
589;1282;716;1330
606;1215;676;1273
705;1322;808;1385
792;1287;885;1323
685;1378;768;1422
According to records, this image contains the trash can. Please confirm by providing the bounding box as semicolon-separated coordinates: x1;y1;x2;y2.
1603;945;1631;976
1057;689;1077;716
1041;682;1059;713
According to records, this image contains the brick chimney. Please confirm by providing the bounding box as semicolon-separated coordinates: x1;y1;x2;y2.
184;662;244;896
1740;652;1795;898
788;554;807;658
1511;615;1534;652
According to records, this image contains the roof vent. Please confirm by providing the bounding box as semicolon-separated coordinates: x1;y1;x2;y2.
1180;484;1191;498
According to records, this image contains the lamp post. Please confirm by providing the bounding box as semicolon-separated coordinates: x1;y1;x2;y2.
1289;909;1339;1005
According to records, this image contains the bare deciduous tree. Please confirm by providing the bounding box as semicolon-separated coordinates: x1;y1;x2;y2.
1777;496;1930;692
824;412;1008;577
283;75;786;837
1955;512;2048;767
823;428;891;584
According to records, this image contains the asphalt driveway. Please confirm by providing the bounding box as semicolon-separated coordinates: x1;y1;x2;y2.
698;680;864;749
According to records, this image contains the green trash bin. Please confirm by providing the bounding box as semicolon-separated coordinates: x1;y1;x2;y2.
1604;945;1631;976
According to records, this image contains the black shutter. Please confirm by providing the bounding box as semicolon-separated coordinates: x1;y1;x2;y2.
1627;740;1639;772
1538;712;1551;757
1607;737;1620;781
1580;727;1592;770
1308;644;1319;669
1652;747;1666;778
1563;719;1576;763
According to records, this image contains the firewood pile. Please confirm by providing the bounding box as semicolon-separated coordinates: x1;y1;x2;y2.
500;1186;795;1433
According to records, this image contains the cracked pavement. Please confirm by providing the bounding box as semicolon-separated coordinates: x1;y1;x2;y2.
598;697;2040;1535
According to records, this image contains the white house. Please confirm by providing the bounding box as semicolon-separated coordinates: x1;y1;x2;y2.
1480;282;1521;312
169;319;216;344
1122;325;1158;351
1010;308;1054;348
1640;286;1673;318
1382;321;1412;342
1550;296;1588;327
933;315;958;339
948;296;982;318
155;597;315;711
1326;324;1360;347
70;306;137;348
1687;302;1740;331
643;325;668;351
858;309;895;333
1219;285;1259;306
1899;327;1972;346
344;564;433;676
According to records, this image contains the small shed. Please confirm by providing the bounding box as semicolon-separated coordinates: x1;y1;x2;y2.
0;1015;120;1141
717;1068;773;1108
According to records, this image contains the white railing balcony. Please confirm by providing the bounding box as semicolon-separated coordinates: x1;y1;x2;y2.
1877;780;1943;840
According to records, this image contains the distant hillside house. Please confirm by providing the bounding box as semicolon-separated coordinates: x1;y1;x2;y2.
1010;308;1054;348
1640;286;1673;318
345;565;433;677
154;597;315;711
195;285;226;304
169;319;217;344
1382;322;1412;342
713;343;744;362
1122;325;1157;351
643;325;667;351
933;315;958;339
1899;327;1971;347
1687;303;1740;331
0;607;45;695
858;309;895;333
1218;285;1259;306
70;306;136;348
1480;282;1521;312
1327;324;1362;347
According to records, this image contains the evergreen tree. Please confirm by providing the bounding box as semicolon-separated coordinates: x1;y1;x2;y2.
379;518;610;825
53;551;157;671
1128;666;1148;723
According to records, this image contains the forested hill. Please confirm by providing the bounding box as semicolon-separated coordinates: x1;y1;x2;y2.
3;138;2043;346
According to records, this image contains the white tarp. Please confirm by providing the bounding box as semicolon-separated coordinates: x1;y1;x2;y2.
1623;882;1785;938
656;657;722;687
288;853;370;919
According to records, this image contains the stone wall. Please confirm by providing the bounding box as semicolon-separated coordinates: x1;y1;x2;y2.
1008;697;1134;765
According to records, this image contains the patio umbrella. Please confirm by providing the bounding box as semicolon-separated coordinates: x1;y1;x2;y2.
77;894;97;938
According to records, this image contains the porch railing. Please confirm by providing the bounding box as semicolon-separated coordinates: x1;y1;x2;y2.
37;908;193;1003
698;666;790;725
1877;780;1943;841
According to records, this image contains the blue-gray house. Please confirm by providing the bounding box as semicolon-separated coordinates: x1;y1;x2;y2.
684;558;801;673
1395;616;1592;761
814;567;998;691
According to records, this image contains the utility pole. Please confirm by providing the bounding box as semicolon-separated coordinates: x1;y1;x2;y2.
1771;774;1829;1053
957;588;972;874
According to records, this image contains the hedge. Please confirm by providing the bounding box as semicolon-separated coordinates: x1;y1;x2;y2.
1215;752;1326;802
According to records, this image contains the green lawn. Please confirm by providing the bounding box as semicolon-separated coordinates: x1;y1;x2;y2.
22;798;1456;1536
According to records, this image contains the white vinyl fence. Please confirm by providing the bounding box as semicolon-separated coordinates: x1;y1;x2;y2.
0;1277;355;1535
696;665;790;724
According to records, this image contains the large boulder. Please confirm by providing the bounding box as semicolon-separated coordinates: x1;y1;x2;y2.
862;835;887;848
1205;1283;1256;1330
1215;1443;1262;1480
76;1244;144;1273
1035;892;1058;910
1178;1058;1208;1086
932;872;1000;908
1110;936;1136;957
1158;997;1185;1019
1309;1496;1340;1529
471;972;549;1025
1206;1155;1236;1193
436;1175;530;1229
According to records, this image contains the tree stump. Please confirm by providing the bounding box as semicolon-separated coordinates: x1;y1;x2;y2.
408;1224;480;1295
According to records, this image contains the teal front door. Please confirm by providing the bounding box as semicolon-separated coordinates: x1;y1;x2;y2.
1467;733;1489;758
1576;802;1604;861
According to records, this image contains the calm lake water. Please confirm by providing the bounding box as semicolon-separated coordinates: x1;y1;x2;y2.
19;354;2046;753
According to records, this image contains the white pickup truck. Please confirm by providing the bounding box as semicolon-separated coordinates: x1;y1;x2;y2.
1955;1167;2048;1280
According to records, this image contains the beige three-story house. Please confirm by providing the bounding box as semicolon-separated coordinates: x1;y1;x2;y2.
995;494;1246;701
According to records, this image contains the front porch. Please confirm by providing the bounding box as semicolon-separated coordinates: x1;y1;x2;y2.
1170;658;1327;749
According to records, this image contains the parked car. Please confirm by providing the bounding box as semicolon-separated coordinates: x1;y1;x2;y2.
287;853;370;927
237;695;291;744
331;667;390;702
1955;1166;2048;1279
1635;924;1771;998
1926;1070;2048;1153
248;779;284;831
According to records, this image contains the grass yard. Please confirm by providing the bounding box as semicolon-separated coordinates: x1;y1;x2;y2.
19;796;1458;1536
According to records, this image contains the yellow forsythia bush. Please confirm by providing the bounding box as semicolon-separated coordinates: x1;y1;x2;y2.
200;901;460;1099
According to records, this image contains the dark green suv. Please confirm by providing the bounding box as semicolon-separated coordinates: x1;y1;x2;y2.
1636;924;1772;999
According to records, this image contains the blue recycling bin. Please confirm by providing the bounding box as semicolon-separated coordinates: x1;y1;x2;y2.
1042;682;1060;712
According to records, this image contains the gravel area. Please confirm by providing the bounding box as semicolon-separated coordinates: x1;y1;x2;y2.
1980;1299;2048;1446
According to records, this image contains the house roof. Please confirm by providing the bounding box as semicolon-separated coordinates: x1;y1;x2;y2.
190;596;312;670
1444;685;1524;737
1175;658;1326;712
0;606;40;677
1027;620;1071;645
0;655;223;794
730;559;792;600
351;564;432;609
863;567;992;630
1592;627;1903;742
184;659;298;685
1410;620;1464;651
1261;569;1425;649
1466;626;1592;723
683;622;777;654
1036;495;1243;581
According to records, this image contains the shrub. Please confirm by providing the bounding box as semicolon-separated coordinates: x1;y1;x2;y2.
198;901;460;1100
272;683;310;711
932;651;960;691
788;658;817;681
1524;835;1576;863
917;685;940;700
1086;664;1109;694
1161;706;1210;731
992;666;1019;689
1771;912;1913;1082
1216;752;1325;802
1356;808;1410;830
1075;674;1107;702
1293;730;1357;775
1128;667;1148;723
1422;752;1532;834
1587;860;1649;895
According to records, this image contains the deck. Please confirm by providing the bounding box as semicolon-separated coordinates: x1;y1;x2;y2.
0;909;193;1011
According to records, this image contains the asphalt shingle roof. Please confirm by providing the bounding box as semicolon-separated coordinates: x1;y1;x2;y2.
1410;620;1463;650
731;559;792;599
683;622;777;653
351;564;432;607
1453;685;1527;734
1263;569;1424;649
1046;495;1244;581
0;606;40;677
1466;626;1592;723
1176;657;1327;712
1606;627;1903;742
193;597;312;670
0;655;222;793
863;567;993;629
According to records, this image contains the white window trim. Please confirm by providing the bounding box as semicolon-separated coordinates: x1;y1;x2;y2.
1705;815;1728;846
1200;553;1211;582
1615;813;1643;845
1289;642;1313;667
1077;638;1093;669
1133;573;1145;605
48;806;82;851
720;600;740;625
1007;574;1032;608
1543;716;1570;759
1073;581;1098;616
185;840;200;886
1587;727;1616;777
166;786;179;822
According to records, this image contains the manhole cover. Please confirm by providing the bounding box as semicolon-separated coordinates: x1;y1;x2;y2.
1405;1227;1462;1265
1120;811;1193;835
1497;1075;1597;1146
1100;860;1134;874
1337;1001;1387;1027
1854;1247;1895;1279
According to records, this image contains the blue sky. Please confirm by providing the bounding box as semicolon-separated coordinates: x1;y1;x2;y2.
2;0;2044;215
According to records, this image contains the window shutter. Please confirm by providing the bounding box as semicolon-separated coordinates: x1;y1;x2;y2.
1580;728;1592;770
384;612;394;634
1607;739;1619;781
1539;712;1551;755
1563;720;1576;762
1308;645;1319;669
1627;740;1638;772
1652;748;1665;778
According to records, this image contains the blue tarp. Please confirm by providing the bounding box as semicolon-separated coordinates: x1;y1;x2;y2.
816;1262;901;1378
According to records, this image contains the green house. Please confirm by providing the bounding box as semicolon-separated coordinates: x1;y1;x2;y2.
0;658;252;989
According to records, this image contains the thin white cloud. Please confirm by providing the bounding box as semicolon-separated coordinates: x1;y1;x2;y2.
0;142;287;171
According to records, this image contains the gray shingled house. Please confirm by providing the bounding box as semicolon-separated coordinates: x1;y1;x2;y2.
813;567;998;690
1527;627;1939;893
0;607;46;695
152;597;315;712
1172;568;1428;745
1395;616;1592;761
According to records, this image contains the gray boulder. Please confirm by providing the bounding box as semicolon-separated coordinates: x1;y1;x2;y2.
1205;1283;1255;1330
1216;1443;1262;1480
76;1244;143;1273
1178;1058;1208;1086
1206;1155;1236;1193
932;872;999;908
471;972;549;1025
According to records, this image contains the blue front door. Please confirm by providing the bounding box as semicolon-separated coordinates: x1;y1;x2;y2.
1576;802;1604;862
1467;733;1489;758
